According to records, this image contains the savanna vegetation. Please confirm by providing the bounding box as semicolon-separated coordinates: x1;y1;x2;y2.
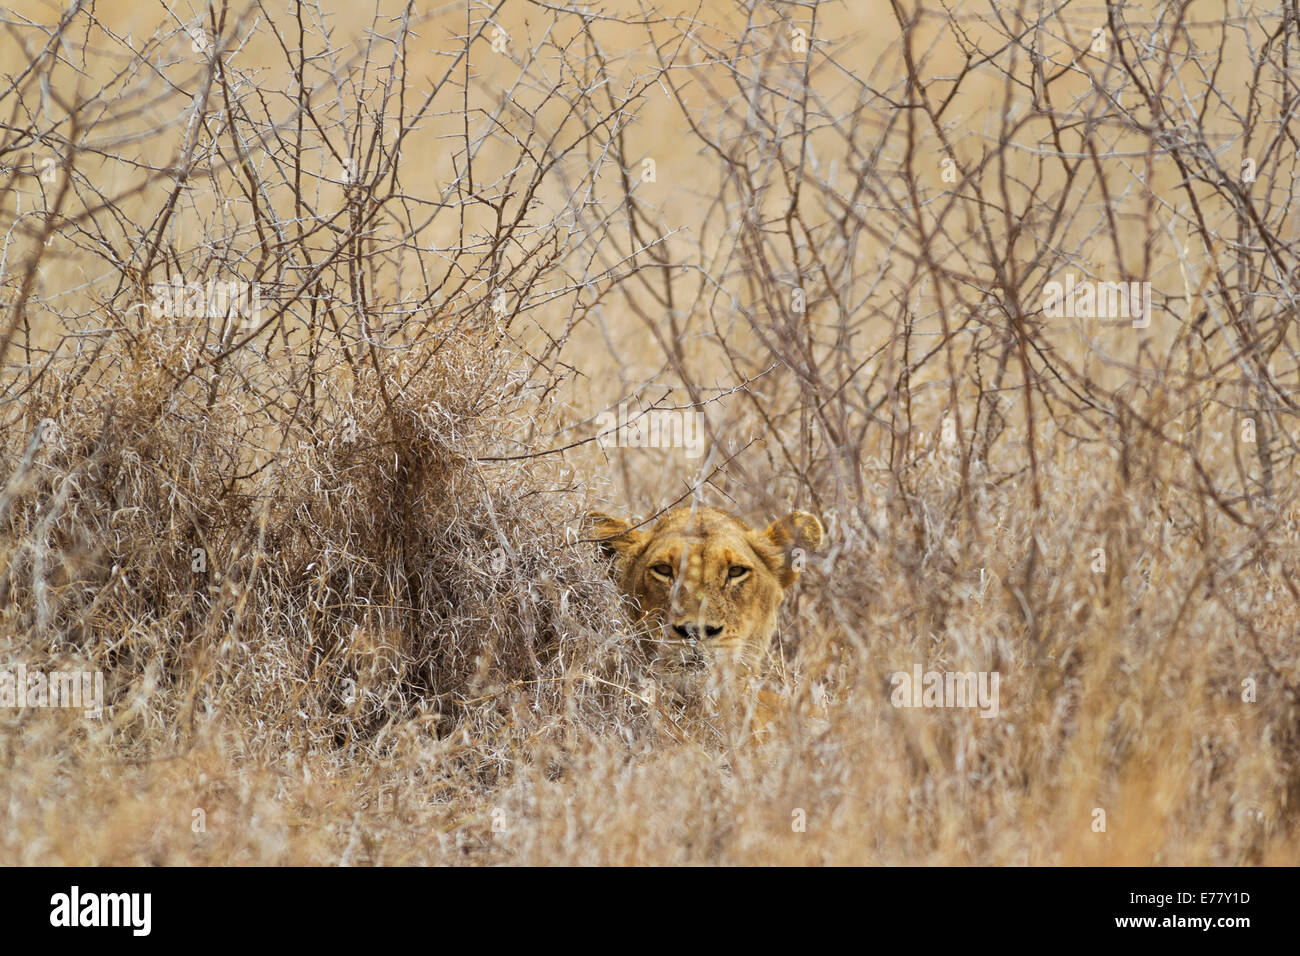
1;0;1298;864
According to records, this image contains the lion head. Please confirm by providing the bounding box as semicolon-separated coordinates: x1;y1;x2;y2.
590;505;824;679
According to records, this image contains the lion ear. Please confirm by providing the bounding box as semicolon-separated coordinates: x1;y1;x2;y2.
588;512;648;558
762;510;824;586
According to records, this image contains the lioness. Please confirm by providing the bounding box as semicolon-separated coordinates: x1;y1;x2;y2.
590;506;823;690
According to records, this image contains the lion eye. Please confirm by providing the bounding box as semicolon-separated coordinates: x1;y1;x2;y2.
650;563;674;578
728;566;749;579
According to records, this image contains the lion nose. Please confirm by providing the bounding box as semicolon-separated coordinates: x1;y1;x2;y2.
673;623;723;642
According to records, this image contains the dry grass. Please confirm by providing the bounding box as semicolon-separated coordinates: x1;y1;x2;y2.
1;0;1298;865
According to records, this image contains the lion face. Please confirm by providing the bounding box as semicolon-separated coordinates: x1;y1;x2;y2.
590;506;823;679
